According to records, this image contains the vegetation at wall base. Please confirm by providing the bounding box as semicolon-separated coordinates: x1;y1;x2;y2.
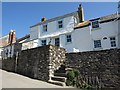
66;68;92;89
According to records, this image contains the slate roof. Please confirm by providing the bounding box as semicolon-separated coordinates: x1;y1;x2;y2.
16;34;30;43
74;13;120;29
0;35;9;47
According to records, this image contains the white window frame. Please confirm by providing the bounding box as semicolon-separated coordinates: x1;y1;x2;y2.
55;37;60;46
110;37;116;47
42;24;47;32
92;20;99;29
57;20;63;29
66;34;72;44
94;40;102;48
41;39;46;46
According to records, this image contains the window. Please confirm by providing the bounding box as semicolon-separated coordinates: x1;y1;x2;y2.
110;37;116;47
43;25;47;32
41;40;46;46
92;21;99;28
58;20;63;28
94;40;101;48
55;38;60;46
66;34;72;43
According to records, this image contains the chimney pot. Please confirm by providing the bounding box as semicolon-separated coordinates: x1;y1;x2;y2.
41;17;46;22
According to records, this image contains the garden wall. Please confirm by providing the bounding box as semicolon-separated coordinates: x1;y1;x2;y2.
2;45;66;81
65;49;120;88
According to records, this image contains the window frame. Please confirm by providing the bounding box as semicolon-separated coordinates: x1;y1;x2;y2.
92;20;99;29
41;39;46;46
57;20;63;29
42;24;47;32
94;40;102;48
66;34;72;44
55;38;60;47
110;37;116;47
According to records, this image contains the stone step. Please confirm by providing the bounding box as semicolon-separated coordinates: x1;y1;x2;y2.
51;76;66;82
48;80;66;86
54;73;66;77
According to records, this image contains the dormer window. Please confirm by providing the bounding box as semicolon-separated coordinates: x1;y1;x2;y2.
92;20;99;28
43;24;47;32
58;20;63;29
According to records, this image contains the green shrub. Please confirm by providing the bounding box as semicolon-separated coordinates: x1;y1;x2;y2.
73;69;79;77
66;69;79;86
67;70;75;81
66;68;92;89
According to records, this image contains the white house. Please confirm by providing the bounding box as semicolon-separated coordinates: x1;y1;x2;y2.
0;34;9;60
28;4;120;53
29;4;83;51
73;14;120;52
2;34;30;59
1;30;16;59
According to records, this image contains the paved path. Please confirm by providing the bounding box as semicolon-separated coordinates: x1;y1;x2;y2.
0;69;71;88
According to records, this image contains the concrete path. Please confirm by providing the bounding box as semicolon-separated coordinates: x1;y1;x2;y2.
0;69;72;88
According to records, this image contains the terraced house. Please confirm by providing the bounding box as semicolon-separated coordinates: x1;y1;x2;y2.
28;4;120;53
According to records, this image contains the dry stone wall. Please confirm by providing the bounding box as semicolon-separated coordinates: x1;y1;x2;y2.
49;45;66;75
2;45;66;81
2;45;120;88
2;57;16;72
65;49;120;88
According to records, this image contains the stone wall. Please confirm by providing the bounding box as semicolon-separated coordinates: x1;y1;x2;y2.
65;49;120;88
2;45;120;88
2;57;16;72
17;45;49;81
0;60;2;69
49;45;66;77
16;45;65;81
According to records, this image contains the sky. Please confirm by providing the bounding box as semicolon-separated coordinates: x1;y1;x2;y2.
2;2;118;39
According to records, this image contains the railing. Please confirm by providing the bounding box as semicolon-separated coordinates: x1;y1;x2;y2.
79;75;104;89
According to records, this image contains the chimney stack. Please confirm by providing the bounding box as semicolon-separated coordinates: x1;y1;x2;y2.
8;30;16;45
78;4;84;23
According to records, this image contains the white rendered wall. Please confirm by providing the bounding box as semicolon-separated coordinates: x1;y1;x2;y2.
36;16;76;46
70;20;119;52
0;48;3;60
3;45;14;59
72;26;93;52
91;21;118;50
39;16;75;39
30;15;119;53
30;26;40;40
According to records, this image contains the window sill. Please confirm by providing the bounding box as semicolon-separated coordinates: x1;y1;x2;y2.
110;46;117;48
42;31;47;33
93;47;103;51
91;27;101;31
65;42;72;45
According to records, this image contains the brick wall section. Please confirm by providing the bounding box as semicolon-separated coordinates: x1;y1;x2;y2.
65;49;120;88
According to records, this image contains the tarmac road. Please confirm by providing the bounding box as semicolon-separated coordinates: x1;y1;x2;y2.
0;69;71;88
